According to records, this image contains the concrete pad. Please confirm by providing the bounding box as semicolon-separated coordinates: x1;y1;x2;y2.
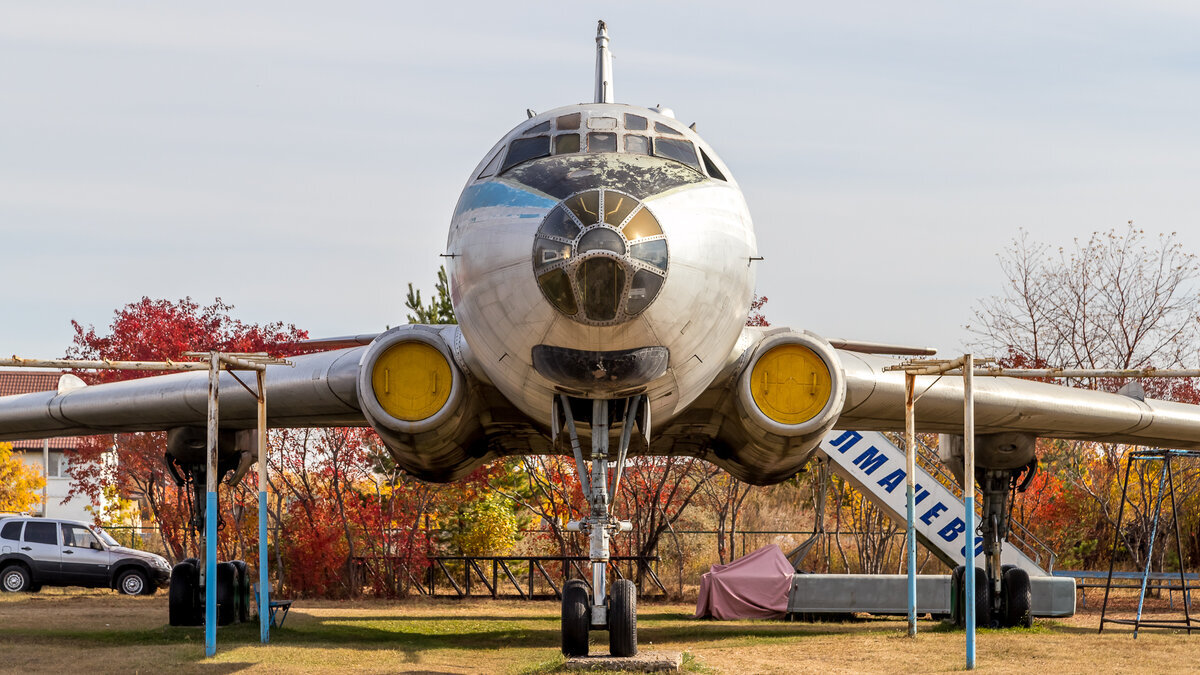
563;650;683;672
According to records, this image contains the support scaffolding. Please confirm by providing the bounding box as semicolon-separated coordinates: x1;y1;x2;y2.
0;352;289;657
884;357;1200;670
1099;448;1199;638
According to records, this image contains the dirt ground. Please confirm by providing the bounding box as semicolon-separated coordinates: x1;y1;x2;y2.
0;588;1196;674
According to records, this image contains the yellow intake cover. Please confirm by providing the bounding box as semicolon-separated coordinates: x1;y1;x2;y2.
750;344;832;425
371;341;453;422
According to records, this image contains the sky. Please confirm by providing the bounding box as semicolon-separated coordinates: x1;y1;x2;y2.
2;2;1199;359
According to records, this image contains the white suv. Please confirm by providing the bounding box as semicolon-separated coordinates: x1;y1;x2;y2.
0;516;171;595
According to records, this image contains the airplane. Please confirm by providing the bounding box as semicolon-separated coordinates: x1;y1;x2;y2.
2;20;1199;657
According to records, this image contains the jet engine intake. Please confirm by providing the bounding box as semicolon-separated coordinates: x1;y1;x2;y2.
356;325;492;482
357;326;466;436
736;330;846;440
713;330;847;485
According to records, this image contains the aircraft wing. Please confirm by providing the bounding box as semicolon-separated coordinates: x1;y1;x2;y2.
0;324;551;481
646;326;1200;485
835;350;1200;449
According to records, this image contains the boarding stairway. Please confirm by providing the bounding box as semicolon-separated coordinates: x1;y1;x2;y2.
815;429;1054;577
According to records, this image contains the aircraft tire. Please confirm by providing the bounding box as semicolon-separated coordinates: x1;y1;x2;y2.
971;566;992;629
169;560;200;626
949;565;965;626
608;579;638;657
231;560;249;623
1002;567;1032;628
216;562;237;626
561;579;590;657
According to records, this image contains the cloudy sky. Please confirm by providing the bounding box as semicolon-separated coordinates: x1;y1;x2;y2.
2;2;1198;359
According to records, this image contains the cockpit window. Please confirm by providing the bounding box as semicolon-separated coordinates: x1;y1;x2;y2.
556;113;581;130
654;121;682;135
653;137;700;170
524;121;551;135
624;134;649;155
587;116;618;130
477;150;503;179
502;136;550;173
588;132;617;153
624;114;647;130
554;133;580;154
700;148;727;181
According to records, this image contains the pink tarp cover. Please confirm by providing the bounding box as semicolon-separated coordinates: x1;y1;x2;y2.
694;545;793;619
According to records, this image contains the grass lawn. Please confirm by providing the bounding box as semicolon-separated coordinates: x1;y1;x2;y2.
0;588;1195;673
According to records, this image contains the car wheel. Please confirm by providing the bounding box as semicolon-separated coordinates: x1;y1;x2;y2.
2;564;31;593
118;569;148;596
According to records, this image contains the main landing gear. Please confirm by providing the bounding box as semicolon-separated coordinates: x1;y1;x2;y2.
555;394;646;658
950;463;1036;629
164;428;254;628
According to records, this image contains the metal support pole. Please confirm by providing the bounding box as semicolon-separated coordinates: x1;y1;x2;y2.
42;438;49;517
590;399;610;626
963;353;976;670
205;352;219;658
257;370;270;644
904;372;917;637
1133;457;1172;639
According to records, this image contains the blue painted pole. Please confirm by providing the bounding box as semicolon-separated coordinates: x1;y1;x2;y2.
259;491;269;643
205;352;219;659
256;370;270;644
963;353;976;670
964;495;976;668
205;491;218;657
904;373;917;637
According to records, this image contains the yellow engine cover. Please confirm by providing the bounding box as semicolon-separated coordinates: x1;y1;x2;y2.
750;344;832;425
371;341;453;421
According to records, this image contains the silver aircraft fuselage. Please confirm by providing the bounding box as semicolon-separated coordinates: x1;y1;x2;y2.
448;102;756;427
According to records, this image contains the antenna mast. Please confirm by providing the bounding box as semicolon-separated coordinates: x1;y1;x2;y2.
594;20;614;104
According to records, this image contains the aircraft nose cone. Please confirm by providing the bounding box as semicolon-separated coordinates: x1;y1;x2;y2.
532;188;668;326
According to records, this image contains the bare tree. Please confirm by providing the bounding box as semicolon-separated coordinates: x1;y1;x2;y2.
969;225;1200;572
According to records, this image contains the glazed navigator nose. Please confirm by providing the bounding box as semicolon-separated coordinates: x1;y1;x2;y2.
531;188;669;326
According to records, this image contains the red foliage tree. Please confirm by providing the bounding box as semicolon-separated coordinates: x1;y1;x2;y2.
62;297;308;561
746;294;770;327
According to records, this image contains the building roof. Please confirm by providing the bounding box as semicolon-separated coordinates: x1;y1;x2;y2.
0;371;81;450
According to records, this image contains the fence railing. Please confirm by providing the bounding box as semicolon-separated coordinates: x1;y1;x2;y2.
376;555;667;599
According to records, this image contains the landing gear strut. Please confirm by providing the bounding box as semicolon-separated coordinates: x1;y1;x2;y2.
953;460;1036;628
164;428;254;627
556;394;645;657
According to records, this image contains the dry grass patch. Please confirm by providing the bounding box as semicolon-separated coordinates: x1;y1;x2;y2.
0;589;1195;673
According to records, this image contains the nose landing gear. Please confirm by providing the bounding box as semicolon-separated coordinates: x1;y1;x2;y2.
555;394;646;657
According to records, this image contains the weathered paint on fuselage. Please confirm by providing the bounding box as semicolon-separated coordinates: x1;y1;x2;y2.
447;103;756;429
